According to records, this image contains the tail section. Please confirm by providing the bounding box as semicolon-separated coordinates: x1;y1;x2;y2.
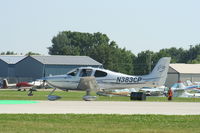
143;57;171;86
2;79;8;88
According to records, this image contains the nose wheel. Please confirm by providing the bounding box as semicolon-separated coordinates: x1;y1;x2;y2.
48;88;61;101
48;95;61;101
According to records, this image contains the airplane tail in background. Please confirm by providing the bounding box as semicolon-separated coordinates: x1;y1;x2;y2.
2;79;8;88
143;57;171;86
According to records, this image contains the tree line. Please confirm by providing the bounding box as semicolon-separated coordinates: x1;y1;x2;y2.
0;51;40;56
48;31;200;75
2;31;200;75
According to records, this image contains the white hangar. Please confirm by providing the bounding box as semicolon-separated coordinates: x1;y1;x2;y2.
166;64;200;87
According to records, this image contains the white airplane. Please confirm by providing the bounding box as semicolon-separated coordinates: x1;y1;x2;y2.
96;88;137;97
139;86;166;96
43;57;171;101
170;81;200;98
0;79;46;92
0;79;16;88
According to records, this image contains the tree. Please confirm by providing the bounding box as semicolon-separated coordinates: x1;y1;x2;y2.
48;31;200;75
48;31;135;74
188;55;200;64
0;51;17;55
26;52;41;56
134;50;154;75
155;47;187;63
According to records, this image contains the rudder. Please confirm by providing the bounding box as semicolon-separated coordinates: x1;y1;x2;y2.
144;57;171;86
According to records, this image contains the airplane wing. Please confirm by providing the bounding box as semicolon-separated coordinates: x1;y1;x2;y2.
173;89;186;97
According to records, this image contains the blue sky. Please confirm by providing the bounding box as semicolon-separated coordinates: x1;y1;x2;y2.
1;0;200;55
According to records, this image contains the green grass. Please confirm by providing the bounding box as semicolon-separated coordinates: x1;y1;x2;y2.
0;90;200;102
0;91;200;133
0;114;199;133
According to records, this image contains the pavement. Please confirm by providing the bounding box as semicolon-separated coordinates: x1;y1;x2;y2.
0;101;200;115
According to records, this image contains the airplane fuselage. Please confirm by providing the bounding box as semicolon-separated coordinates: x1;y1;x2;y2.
45;67;157;91
42;57;171;101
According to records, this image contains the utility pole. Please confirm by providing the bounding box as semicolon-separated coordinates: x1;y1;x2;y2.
43;58;46;77
189;45;193;62
149;54;151;73
147;53;151;74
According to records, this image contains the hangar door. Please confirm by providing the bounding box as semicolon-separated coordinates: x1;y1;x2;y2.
166;73;179;87
180;74;200;82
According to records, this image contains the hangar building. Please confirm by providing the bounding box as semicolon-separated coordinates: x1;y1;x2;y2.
0;56;26;78
0;55;102;82
166;64;200;87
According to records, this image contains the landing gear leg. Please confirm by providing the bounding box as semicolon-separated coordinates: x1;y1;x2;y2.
17;87;21;91
48;88;61;101
28;88;33;96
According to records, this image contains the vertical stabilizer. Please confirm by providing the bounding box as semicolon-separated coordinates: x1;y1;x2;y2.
3;79;8;88
143;57;171;86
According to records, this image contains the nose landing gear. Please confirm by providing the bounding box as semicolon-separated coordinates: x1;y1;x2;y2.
48;88;61;101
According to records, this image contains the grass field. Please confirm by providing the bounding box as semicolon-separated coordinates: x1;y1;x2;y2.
1;90;200;133
0;114;200;133
0;90;200;102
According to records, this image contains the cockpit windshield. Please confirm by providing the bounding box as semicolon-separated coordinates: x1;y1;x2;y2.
67;68;78;76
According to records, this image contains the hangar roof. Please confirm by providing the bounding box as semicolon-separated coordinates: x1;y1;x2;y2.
170;64;200;74
0;56;26;64
30;56;102;66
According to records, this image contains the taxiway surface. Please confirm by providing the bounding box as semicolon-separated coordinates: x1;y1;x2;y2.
0;101;200;115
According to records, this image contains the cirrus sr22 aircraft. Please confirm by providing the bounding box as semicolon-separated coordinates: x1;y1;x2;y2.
43;57;171;101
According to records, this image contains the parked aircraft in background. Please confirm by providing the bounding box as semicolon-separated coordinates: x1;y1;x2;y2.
96;88;136;97
1;79;46;91
139;86;166;96
0;79;16;88
43;57;171;101
170;81;200;97
97;86;166;97
16;80;47;91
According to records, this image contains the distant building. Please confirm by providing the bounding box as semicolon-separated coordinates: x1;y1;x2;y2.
0;56;26;80
166;64;200;87
0;55;102;82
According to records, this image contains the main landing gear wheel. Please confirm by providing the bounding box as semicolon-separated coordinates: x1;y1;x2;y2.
82;95;97;101
82;89;97;101
77;77;98;101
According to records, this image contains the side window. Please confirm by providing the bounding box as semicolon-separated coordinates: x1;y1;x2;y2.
79;69;93;77
94;70;107;77
68;69;78;76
